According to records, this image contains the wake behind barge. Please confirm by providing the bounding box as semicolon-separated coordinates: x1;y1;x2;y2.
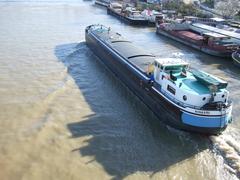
85;24;233;135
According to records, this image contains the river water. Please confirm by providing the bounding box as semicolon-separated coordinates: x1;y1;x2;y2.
0;1;240;180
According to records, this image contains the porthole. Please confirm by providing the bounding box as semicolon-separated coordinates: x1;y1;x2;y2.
183;95;187;101
222;95;225;98
202;97;206;101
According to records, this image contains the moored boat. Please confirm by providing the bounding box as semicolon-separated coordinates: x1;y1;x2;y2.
107;3;148;26
141;9;163;26
156;20;239;57
232;49;240;67
85;24;233;134
95;0;110;7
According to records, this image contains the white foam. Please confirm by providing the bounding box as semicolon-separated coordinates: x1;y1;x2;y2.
172;52;184;59
224;135;240;154
210;134;240;177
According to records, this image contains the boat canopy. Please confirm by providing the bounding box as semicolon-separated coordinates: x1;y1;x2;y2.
203;32;229;39
192;70;228;91
192;23;240;40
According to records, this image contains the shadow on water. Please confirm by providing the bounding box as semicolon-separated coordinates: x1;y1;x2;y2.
55;42;209;179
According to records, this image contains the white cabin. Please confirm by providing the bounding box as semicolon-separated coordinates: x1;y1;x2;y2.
152;58;229;108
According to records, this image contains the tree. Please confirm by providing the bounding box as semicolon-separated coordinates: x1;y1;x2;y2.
215;0;240;18
162;1;199;16
203;0;214;8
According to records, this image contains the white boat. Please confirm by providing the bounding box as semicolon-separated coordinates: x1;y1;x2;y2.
141;9;163;24
125;7;146;21
107;4;148;25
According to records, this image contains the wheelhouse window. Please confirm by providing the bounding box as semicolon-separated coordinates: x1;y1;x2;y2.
164;65;188;73
167;85;176;95
183;95;187;101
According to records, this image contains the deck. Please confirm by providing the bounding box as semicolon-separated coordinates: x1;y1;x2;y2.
92;26;156;74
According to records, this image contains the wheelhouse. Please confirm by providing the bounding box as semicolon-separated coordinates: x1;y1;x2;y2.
153;58;189;74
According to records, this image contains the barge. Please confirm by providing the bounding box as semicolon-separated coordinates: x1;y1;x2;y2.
156;20;239;57
107;3;148;26
85;24;233;135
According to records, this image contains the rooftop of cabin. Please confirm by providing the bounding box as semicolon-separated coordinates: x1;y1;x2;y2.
210;17;226;22
154;58;189;67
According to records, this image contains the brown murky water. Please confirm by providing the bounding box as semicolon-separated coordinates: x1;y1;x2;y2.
0;1;240;180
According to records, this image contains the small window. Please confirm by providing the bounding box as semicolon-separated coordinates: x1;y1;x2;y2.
183;95;187;101
167;85;176;95
202;97;206;101
222;95;225;98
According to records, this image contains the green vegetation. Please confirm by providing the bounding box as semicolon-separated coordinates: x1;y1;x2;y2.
215;0;239;18
135;1;205;17
136;2;161;11
235;14;240;21
201;0;214;8
162;1;206;17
